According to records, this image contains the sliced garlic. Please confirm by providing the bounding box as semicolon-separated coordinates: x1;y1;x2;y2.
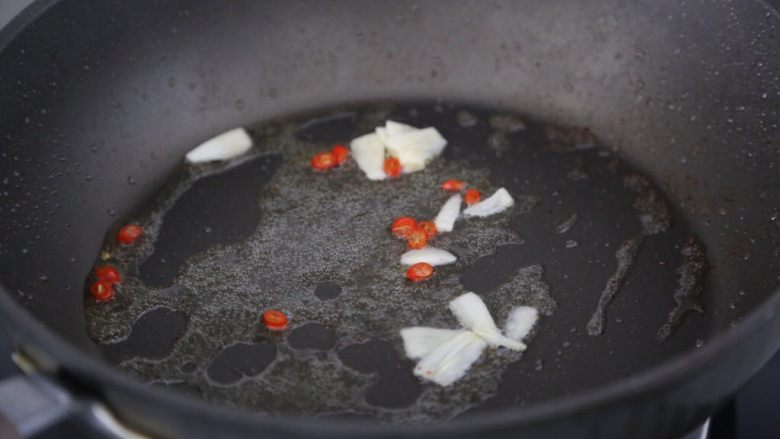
400;247;457;266
383;126;447;173
356;120;447;176
412;330;487;387
504;306;539;342
385;120;416;137
401;292;534;387
350;132;386;180
434;194;462;233
375;126;389;145
400;327;461;360
449;292;525;351
448;292;500;334
376;121;415;149
185;128;252;164
463;188;515;218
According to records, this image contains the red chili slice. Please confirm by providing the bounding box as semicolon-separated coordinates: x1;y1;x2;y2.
90;280;115;302
406;228;428;249
406;262;434;282
311;152;337;171
417;221;437;239
262;309;289;331
117;224;143;245
383;157;402;178
391;216;417;238
331;144;350;165
94;266;121;284
441;179;466;192
464;189;481;206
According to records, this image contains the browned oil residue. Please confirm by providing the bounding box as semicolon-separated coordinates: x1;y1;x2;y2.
624;174;672;235
587;236;643;336
657;237;708;342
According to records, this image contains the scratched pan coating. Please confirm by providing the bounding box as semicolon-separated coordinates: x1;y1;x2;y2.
83;102;707;423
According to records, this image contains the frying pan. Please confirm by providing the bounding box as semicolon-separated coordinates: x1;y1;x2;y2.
0;0;779;438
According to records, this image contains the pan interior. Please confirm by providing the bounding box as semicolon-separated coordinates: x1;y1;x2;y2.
83;102;709;423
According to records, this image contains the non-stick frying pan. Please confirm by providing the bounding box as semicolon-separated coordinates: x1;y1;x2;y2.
0;0;779;438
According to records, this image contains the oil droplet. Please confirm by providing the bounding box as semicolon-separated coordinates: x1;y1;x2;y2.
455;110;478;128
534;359;543;371
695;339;704;348
489;114;526;132
555;214;578;234
314;282;342;300
487;132;509;155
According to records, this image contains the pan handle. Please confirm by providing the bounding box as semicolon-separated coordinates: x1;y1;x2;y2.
0;353;147;439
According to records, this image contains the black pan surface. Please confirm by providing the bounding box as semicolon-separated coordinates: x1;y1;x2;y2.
81;102;708;421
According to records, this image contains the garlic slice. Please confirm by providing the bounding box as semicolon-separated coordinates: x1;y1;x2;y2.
412;330;487;387
376;121;415;148
385;120;416;137
434;194;462;233
448;292;500;334
400;327;461;360
449;292;525;351
401;292;535;387
463;188;515;218
358;120;447;176
375;126;389;145
505;306;539;342
383;127;447;173
350;133;386;180
185;128;252;164
400;247;457;266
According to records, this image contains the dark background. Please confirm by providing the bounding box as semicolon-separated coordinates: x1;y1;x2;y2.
0;1;778;438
